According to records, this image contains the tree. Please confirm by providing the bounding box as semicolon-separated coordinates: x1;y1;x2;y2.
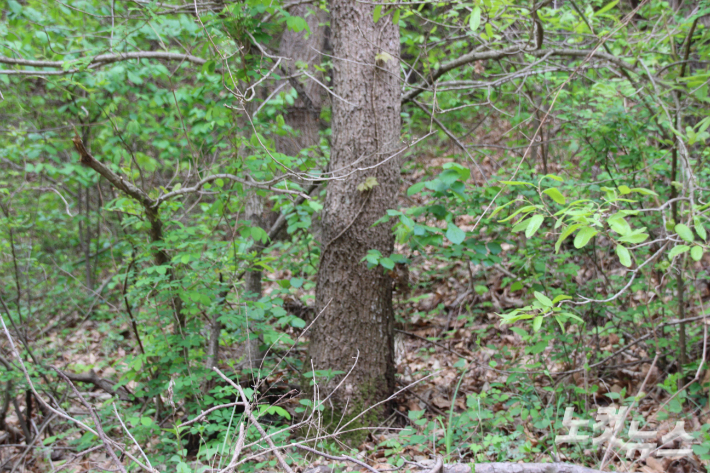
309;0;401;425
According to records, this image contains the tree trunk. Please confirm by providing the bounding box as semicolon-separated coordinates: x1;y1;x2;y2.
310;0;401;426
237;192;266;372
275;4;327;158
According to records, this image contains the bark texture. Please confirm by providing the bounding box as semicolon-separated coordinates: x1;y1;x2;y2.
275;4;327;157
310;0;401;423
237;192;265;371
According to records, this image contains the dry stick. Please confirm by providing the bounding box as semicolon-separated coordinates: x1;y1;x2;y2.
623;297;710;469
112;403;156;472
220;422;246;473
57;369;134;402
294;444;379;473
212;367;295;473
251;298;331;400
7;413;58;473
427;455;444;473
10;397;31;442
122;254;146;356
229;426;408;470
53;368;128;473
0;294;51;387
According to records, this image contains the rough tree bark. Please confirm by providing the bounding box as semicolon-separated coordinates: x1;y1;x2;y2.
275;4;327;157
310;0;401;425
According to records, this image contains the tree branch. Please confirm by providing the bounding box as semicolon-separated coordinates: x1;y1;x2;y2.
72;135;156;209
157;173;309;203
57;369;136;403
402;47;646;103
0;51;206;73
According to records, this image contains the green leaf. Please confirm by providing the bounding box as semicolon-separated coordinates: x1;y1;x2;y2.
489;200;515;219
357;176;378;192
555;223;582;253
379;257;395;270
694;217;707;240
373;5;383;22
690;246;703;261
485;22;493;38
675;223;694;243
668;245;690;260
552;294;572;304
290;277;304;288
607;213;631;235
286;15;309;33
534;291;553;308
407;182;425;196
469;6;481;32
558;312;585;324
500;180;533;186
595;0;619;15
526;214;544;238
446;223;466;245
512;217;531;233
618;230;649;244
616;245;631;267
127;71;142;85
542;188;566;205
532;316;543;332
499;205;538;222
629;187;658;196
392;8;400;24
618;185;631;195
574;227;598;249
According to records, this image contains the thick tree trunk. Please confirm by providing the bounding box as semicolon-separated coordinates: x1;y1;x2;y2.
310;0;401;425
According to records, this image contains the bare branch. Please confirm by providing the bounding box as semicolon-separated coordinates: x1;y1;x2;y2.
0;51;206;75
402;47;648;103
57;369;136;402
72;134;156;209
156;173;310;203
294;444;379;473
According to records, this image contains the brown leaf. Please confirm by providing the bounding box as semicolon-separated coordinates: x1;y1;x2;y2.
431;395;451;409
644;456;665;473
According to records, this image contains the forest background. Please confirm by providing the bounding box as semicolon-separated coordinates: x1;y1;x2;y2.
2;0;710;471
